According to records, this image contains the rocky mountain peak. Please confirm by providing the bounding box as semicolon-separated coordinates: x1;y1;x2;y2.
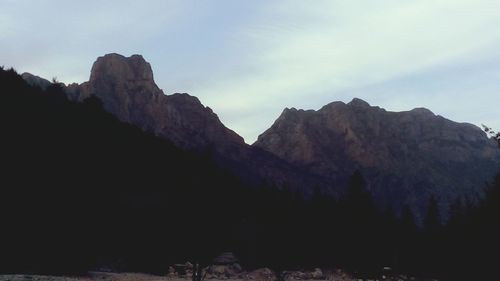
168;92;203;106
348;97;371;108
90;53;154;83
63;53;244;150
319;98;373;114
409;107;435;117
277;107;311;123
255;100;500;218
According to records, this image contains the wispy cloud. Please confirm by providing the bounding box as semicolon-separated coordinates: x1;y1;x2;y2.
1;0;187;81
2;1;500;143
189;0;500;142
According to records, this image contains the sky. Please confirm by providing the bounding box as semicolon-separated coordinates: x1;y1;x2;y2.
1;0;500;143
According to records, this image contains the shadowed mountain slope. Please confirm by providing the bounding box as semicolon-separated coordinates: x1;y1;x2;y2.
254;98;500;218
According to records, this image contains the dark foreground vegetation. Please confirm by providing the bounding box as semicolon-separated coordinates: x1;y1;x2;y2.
0;67;499;280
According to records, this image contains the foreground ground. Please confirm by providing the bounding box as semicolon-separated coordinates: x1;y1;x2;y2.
0;272;168;281
0;271;439;281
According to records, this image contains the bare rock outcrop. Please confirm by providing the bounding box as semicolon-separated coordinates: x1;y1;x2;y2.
69;53;243;150
254;98;500;218
60;53;326;194
21;54;498;217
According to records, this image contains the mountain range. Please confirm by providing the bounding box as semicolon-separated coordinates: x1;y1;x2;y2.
255;98;499;218
21;53;500;219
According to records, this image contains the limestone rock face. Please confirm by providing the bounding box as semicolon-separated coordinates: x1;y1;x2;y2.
34;53;498;218
60;53;325;193
70;53;243;150
254;98;500;217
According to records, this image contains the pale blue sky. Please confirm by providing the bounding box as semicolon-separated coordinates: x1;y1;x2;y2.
2;0;500;143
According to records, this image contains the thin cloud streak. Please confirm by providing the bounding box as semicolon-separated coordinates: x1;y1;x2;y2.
192;0;500;142
1;1;499;143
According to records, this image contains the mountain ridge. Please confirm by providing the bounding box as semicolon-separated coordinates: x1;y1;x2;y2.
65;53;244;150
50;53;327;194
254;98;500;218
19;54;500;218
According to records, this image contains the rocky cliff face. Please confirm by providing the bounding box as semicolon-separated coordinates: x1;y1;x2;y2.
68;53;243;150
21;55;498;218
254;98;500;218
60;53;322;192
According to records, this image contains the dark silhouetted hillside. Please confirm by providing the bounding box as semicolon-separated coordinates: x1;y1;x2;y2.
2;65;500;281
0;67;255;274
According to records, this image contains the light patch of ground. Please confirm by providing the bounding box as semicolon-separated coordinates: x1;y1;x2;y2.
0;272;438;281
0;272;169;281
0;273;250;281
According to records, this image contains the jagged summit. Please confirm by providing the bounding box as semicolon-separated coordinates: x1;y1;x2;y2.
319;98;371;112
278;107;312;120
409;107;435;117
284;97;436;118
255;99;500;217
18;55;500;219
347;97;370;108
64;53;244;149
90;53;155;83
20;53;324;194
